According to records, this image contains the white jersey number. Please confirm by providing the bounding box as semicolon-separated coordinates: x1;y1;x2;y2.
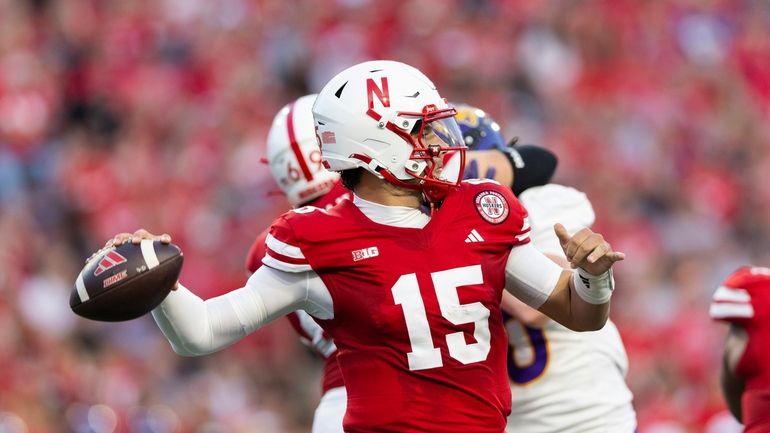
392;265;491;371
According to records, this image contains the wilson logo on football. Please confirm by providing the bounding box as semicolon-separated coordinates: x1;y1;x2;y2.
474;190;510;224
94;250;128;277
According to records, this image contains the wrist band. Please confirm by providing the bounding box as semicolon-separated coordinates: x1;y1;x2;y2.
572;268;614;305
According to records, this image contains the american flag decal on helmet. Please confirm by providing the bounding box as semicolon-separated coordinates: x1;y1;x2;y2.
94;250;128;276
321;131;336;144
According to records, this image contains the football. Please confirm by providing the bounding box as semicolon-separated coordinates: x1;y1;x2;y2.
71;240;184;322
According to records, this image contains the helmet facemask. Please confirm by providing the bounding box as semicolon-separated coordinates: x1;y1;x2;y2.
378;105;466;203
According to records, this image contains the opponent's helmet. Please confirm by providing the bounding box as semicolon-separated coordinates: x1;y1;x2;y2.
266;94;340;206
453;103;505;151
313;60;466;202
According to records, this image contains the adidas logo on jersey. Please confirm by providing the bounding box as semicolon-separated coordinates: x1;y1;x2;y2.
465;229;485;243
352;246;379;262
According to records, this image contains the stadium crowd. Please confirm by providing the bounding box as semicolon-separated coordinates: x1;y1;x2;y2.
1;0;769;431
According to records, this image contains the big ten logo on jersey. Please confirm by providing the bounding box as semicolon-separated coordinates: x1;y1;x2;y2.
352;246;379;262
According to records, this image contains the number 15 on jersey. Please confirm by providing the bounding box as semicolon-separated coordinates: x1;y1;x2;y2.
392;264;492;371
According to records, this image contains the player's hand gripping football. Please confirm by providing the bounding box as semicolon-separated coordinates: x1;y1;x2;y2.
84;229;171;264
107;229;172;247
554;223;625;275
101;229;178;291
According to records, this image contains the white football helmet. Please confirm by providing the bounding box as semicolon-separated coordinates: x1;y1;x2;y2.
313;60;466;202
266;94;340;206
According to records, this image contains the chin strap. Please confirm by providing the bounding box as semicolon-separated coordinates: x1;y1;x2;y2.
349;153;459;204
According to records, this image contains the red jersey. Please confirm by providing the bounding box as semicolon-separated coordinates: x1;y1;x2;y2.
710;266;770;432
265;180;530;433
246;181;351;272
245;180;351;394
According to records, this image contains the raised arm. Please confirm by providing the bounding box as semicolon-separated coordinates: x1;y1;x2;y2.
501;252;568;327
505;224;623;332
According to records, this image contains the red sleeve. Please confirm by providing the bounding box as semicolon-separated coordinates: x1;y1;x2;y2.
500;182;532;245
245;228;269;274
262;213;313;273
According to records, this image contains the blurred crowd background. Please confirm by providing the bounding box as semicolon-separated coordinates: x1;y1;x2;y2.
1;0;769;431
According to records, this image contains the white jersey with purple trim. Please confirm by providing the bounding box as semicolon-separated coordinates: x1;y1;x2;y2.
505;318;635;433
506;184;636;433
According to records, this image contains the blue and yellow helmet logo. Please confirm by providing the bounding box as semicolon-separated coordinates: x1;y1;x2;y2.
452;103;505;151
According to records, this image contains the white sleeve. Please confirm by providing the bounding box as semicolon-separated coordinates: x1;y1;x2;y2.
151;266;333;356
505;242;564;309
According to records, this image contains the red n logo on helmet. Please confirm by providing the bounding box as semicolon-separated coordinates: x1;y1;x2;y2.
366;77;390;121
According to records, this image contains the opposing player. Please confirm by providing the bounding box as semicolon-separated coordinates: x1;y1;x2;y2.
506;185;637;432
111;60;624;432
454;104;637;432
247;94;349;433
445;103;557;195
710;266;770;431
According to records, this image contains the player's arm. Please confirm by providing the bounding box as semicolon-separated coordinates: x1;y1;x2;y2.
501;252;569;327
721;324;747;422
109;230;333;357
505;224;623;332
151;266;332;356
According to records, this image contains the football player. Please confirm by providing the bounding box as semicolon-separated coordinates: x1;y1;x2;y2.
246;94;349;433
248;97;564;433
710;266;770;431
111;60;624;432
449;103;558;195
453;104;637;432
506;184;637;432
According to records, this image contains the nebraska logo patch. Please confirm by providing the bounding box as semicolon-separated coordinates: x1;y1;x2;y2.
475;190;509;224
94;250;127;276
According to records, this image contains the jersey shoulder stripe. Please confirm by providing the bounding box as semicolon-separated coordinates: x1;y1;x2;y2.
713;285;752;303
263;232;312;273
266;233;305;259
710;301;754;320
262;253;312;273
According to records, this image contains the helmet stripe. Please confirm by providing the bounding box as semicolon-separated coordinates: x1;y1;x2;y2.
286;101;314;181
